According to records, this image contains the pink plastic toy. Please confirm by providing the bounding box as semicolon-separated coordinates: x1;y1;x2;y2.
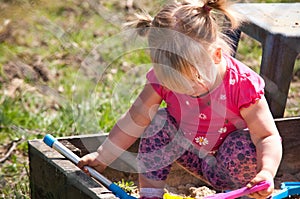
204;181;271;199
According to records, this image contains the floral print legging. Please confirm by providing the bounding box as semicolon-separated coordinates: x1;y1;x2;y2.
137;109;257;190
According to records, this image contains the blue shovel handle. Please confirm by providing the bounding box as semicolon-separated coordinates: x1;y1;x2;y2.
43;134;137;199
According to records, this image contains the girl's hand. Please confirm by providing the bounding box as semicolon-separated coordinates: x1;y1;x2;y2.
247;170;274;199
77;152;107;174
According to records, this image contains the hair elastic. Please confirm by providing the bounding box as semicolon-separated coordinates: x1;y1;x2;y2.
202;4;212;13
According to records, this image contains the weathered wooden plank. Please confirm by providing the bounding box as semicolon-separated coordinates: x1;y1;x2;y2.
275;117;300;176
28;138;117;199
233;3;300;38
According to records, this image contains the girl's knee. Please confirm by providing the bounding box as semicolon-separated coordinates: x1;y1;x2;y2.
212;129;257;187
226;129;252;142
220;129;256;155
141;109;176;138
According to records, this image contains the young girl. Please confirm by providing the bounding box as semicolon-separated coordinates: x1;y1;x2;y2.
78;0;282;198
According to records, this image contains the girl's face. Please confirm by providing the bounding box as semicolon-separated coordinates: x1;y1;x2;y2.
185;48;222;97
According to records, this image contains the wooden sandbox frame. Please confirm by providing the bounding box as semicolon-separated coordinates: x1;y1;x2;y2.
28;117;300;198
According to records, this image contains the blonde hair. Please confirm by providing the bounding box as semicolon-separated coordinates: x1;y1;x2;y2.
127;0;242;94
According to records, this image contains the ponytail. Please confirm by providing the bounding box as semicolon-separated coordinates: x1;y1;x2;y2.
124;12;153;37
202;0;242;29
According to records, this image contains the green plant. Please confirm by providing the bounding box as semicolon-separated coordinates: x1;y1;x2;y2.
115;179;137;194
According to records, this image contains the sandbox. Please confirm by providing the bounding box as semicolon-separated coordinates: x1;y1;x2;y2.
28;117;300;198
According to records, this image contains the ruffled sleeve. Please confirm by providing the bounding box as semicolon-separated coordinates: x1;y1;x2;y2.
146;68;167;99
237;71;265;109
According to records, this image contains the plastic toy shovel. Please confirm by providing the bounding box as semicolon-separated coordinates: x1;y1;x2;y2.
204;181;271;199
43;134;136;199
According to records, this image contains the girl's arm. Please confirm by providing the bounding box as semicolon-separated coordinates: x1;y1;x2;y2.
240;96;282;198
78;83;163;172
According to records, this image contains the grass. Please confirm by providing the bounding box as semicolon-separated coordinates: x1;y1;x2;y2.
0;0;299;198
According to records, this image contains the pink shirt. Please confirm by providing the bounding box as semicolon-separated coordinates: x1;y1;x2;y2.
146;56;265;151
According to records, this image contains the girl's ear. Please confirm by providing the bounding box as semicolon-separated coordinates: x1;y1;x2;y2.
212;48;222;64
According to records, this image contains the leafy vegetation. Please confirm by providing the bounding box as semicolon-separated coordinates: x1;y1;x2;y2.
115;179;138;195
0;0;299;198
